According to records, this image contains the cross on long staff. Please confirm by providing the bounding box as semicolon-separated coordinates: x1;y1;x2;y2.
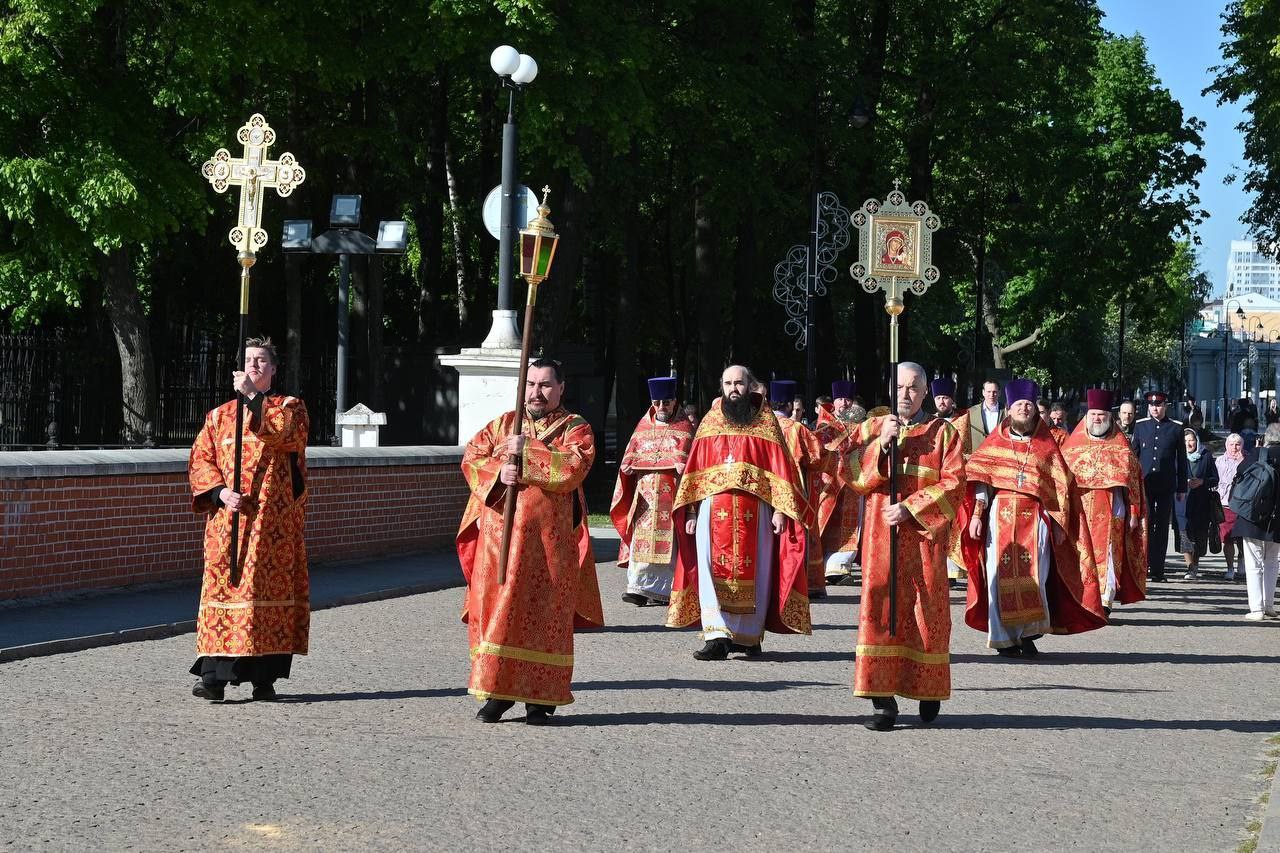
849;182;942;636
201;114;306;585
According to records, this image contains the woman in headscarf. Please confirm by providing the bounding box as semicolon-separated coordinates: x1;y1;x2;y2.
1216;433;1248;581
1174;428;1218;581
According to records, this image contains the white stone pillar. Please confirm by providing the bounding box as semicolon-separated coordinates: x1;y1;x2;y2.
438;343;527;445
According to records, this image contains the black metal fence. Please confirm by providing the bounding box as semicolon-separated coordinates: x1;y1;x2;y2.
0;327;457;450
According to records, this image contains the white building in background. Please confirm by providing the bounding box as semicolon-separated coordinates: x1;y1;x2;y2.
1226;239;1280;298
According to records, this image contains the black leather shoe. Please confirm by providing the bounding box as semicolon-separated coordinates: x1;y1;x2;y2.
525;703;555;725
1103;605;1112;617
864;697;898;731
693;638;731;661
475;699;515;723
621;593;649;606
919;700;941;723
729;642;763;658
995;646;1022;658
1020;637;1040;657
251;683;277;702
192;681;224;701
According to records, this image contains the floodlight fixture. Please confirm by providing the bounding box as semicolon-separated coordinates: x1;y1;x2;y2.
376;220;409;254
330;194;362;229
281;220;313;253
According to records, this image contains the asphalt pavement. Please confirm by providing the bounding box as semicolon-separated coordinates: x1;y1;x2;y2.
0;531;1277;851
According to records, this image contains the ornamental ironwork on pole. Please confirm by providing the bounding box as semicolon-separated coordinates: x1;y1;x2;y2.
771;191;852;403
848;180;941;637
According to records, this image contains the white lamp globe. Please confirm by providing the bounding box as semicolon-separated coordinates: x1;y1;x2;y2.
511;54;539;85
490;45;520;77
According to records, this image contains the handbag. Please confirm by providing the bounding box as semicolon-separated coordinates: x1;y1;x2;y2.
1209;491;1226;525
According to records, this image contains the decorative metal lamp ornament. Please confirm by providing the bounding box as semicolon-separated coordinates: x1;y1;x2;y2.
848;180;941;635
498;187;560;585
200;114;306;585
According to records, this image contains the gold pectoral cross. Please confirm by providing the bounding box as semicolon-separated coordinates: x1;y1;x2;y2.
202;113;306;255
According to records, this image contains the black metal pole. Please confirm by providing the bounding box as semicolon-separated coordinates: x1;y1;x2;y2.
888;359;899;637
805;192;818;406
1117;298;1126;397
497;88;518;313
334;252;351;446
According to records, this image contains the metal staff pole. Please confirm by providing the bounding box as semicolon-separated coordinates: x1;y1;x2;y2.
229;253;254;585
885;283;905;636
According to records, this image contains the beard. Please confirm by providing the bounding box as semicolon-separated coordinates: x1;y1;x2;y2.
1088;416;1112;438
722;392;755;426
936;403;955;418
1010;412;1038;435
654;410;670;423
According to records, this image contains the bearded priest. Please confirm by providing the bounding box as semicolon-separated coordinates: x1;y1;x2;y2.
1060;388;1147;614
666;365;812;660
961;378;1107;657
610;376;695;607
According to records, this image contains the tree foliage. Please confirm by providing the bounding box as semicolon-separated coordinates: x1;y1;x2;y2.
0;0;1208;444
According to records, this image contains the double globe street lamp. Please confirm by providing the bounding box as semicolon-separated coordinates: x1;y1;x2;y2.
485;44;540;348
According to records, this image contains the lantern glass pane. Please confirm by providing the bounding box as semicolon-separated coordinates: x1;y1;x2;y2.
520;232;537;277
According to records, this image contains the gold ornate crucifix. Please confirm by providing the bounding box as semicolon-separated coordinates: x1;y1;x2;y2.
199;113;305;585
201;113;306;257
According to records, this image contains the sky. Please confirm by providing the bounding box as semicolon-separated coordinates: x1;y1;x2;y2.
1097;0;1251;296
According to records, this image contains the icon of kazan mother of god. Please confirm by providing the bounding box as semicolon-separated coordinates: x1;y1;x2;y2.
880;229;909;266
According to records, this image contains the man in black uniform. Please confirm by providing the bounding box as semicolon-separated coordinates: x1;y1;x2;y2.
1131;390;1189;583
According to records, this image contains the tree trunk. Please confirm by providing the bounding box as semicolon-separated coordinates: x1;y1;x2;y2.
417;66;449;345
615;144;643;450
694;180;723;411
101;246;155;444
444;133;470;334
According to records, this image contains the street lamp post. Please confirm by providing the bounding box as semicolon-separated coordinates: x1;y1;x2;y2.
485;45;539;349
282;195;408;443
1222;300;1243;428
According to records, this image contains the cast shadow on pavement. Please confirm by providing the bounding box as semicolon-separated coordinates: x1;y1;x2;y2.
1112;617;1279;628
573;678;843;692
561;711;1280;732
278;688;468;703
755;650;856;662
950;651;1280;665
952;683;1169;694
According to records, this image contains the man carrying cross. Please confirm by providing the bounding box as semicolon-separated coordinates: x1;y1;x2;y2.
188;337;310;701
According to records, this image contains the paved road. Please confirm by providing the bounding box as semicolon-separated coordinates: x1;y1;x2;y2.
1;542;1276;851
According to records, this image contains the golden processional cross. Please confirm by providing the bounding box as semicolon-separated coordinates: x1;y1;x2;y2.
848;179;941;637
200;113;306;585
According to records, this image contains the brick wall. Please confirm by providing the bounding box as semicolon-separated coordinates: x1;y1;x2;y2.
0;446;467;602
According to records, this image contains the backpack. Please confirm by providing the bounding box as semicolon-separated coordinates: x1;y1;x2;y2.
1229;449;1278;526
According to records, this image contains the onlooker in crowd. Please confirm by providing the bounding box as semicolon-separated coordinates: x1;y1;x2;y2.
1267;397;1280;426
1215;433;1249;582
683;403;700;430
1230;422;1280;620
1117;399;1137;439
1174;428;1218;581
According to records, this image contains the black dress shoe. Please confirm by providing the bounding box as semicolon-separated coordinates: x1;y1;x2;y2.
251;683;277;702
693;638;731;661
645;596;669;607
475;699;515;723
525;704;555;725
621;593;649;606
864;697;898;731
995;646;1022;658
1020;637;1039;657
192;681;225;701
919;700;941;723
1103;605;1112;617
729;642;763;658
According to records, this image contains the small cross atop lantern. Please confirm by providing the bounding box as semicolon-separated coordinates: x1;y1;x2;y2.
518;186;559;287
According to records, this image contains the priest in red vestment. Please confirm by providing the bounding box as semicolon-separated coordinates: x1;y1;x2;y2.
962;378;1107;657
818;379;869;584
931;376;972;585
851;363;965;730
1060;388;1147;613
610;376;694;606
188;337;309;702
770;379;832;598
666;366;812;660
457;359;604;724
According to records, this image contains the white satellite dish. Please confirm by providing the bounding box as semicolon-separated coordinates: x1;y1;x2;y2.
482;184;538;240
